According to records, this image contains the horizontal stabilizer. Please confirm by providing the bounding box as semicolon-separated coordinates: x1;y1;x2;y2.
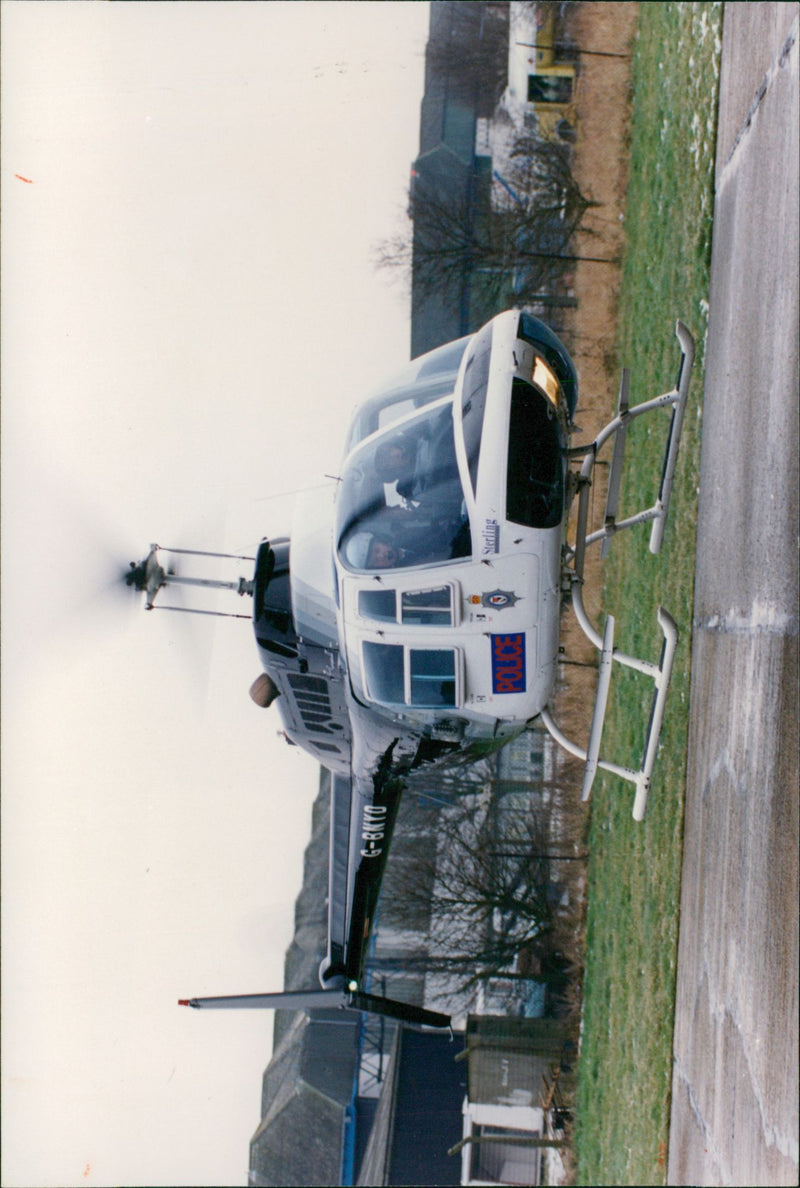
179;987;451;1030
178;989;344;1010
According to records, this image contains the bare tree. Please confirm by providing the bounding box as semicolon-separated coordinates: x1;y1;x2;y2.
375;790;558;999
375;133;608;315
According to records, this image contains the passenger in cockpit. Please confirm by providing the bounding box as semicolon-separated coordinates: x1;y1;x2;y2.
373;434;420;501
340;405;472;571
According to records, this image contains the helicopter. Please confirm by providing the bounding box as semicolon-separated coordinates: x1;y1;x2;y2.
126;308;694;1030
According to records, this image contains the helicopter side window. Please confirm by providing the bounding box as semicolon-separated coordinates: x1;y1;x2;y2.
506;378;566;529
408;649;456;707
358;585;454;626
362;642;458;708
401;587;453;626
358;589;397;622
362;642;405;705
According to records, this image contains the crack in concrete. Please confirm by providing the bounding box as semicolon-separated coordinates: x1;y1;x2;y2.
671;1049;727;1180
680;953;800;1175
721;16;798;171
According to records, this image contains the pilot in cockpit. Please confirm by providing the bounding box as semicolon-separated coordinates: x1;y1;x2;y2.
345;532;401;570
373;433;422;501
346;510;465;571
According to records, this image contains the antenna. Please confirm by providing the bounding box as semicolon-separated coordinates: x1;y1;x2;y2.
253;479;339;503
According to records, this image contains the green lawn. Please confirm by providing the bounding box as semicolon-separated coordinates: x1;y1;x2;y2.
573;4;723;1184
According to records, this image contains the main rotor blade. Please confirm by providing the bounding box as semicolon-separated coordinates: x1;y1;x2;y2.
159;547;255;562
349;991;451;1030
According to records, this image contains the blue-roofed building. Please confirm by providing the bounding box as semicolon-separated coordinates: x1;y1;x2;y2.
248;771;468;1187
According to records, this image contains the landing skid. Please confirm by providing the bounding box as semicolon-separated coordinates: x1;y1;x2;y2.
542;320;695;820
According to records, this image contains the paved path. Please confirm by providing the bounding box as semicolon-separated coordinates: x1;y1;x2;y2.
667;4;799;1185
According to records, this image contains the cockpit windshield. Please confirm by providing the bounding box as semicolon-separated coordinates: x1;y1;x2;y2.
337;401;471;571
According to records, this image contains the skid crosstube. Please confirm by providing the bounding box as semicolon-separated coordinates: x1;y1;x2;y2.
543;321;694;819
541;606;678;820
569;319;696;563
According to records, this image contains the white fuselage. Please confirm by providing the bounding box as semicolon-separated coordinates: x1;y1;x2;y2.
332;309;570;741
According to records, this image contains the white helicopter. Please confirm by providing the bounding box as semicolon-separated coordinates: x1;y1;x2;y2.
127;309;694;1030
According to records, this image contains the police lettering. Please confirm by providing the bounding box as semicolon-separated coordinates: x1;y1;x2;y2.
490;633;526;694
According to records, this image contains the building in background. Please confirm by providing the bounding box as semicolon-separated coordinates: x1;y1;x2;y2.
409;0;584;360
410;1;509;356
456;1015;572;1186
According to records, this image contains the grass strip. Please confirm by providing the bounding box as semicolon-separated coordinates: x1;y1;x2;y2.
573;5;723;1184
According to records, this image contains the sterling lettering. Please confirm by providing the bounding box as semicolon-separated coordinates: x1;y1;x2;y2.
490;633;526;694
481;518;500;554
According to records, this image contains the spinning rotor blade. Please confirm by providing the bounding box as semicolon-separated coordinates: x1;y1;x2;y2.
157;546;256;563
349;990;451;1030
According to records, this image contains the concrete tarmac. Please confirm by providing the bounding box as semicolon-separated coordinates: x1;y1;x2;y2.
667;4;799;1186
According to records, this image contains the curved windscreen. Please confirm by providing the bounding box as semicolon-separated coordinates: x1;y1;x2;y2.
337;402;471;571
459;320;494;494
344;335;470;453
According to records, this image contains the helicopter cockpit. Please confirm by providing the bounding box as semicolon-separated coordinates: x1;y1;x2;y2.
336;399;472;573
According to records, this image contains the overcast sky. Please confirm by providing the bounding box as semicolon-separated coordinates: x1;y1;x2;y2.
1;2;429;1184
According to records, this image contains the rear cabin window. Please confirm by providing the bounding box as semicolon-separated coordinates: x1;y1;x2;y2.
358;589;397;622
362;642;405;705
362;643;457;708
409;649;456;707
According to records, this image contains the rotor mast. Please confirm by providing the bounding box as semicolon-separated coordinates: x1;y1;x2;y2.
126;543;255;610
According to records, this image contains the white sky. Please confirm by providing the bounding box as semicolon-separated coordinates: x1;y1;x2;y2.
1;2;429;1184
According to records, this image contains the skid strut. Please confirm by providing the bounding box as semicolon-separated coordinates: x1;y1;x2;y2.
543;320;694;819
